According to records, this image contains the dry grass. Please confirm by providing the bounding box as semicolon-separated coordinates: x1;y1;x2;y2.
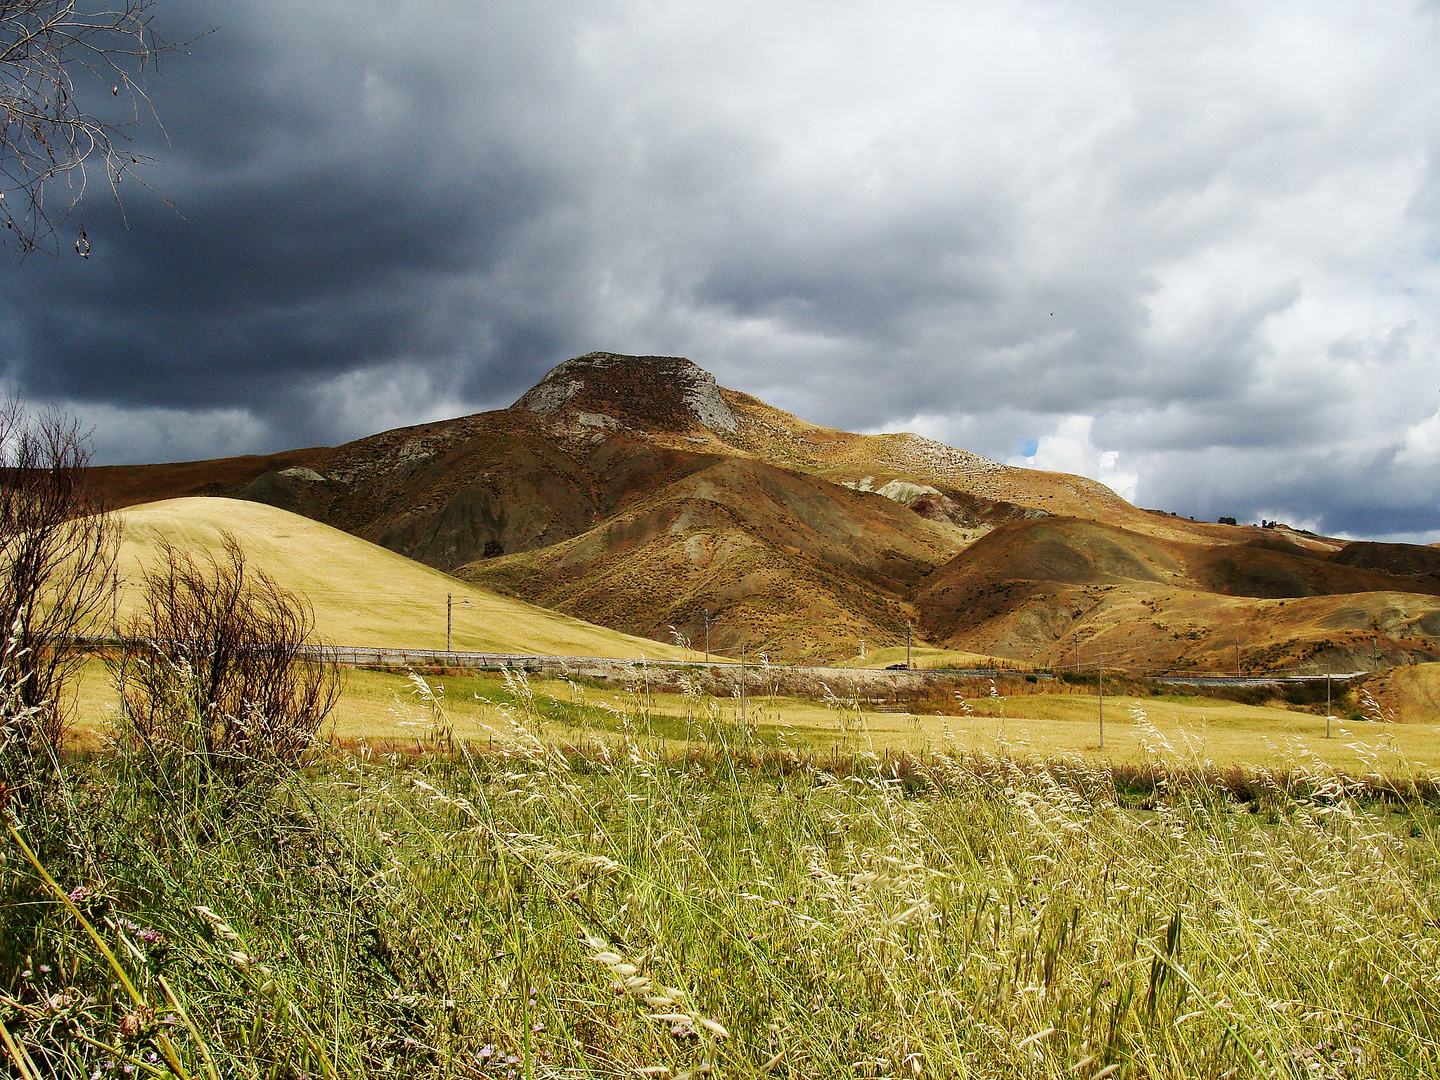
8;668;1440;1078
318;671;1440;772
66;660;1440;771
114;498;699;660
1371;662;1440;723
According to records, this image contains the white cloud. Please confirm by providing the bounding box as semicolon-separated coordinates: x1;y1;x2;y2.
1012;415;1139;504
305;364;485;444
1396;407;1440;468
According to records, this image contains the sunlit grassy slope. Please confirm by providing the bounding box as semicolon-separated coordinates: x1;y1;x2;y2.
1372;662;1440;723
113;498;699;660
832;645;1029;670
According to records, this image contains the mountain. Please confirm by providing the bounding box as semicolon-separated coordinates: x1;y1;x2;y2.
91;352;1440;670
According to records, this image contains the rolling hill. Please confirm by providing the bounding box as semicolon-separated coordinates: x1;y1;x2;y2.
914;516;1440;671
114;498;699;660
91;353;1440;672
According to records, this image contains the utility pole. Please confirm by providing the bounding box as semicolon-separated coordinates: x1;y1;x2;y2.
703;610;710;664
446;593;452;653
1373;635;1378;672
906;621;912;671
740;640;747;724
1235;639;1240;677
1098;663;1104;751
114;576;127;720
1074;632;1079;674
1325;662;1332;740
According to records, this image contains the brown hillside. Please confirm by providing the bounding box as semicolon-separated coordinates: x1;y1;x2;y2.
913;517;1184;657
1015;587;1440;675
1185;541;1440;599
1332;542;1440;589
86;351;1440;667
913;515;1440;671
460;457;961;661
1367;662;1440;722
89;447;330;506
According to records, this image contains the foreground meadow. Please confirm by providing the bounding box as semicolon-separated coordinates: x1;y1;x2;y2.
6;675;1440;1078
69;661;1440;771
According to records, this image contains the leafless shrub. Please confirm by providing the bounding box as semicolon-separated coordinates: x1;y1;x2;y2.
117;532;340;791
0;399;116;802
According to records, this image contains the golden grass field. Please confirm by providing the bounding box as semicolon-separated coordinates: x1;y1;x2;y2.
67;658;1440;772
345;673;1440;771
834;644;1031;669
114;498;700;660
75;496;1435;773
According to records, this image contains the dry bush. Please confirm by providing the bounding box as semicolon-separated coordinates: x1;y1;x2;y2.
117;532;339;790
0;400;116;805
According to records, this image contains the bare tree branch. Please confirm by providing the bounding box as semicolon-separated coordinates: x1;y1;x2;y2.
0;0;178;255
0;398;117;804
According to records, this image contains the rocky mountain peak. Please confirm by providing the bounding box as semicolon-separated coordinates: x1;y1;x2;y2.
513;352;738;434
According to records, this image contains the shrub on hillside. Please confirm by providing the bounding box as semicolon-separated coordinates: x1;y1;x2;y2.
0;401;116;812
114;533;340;795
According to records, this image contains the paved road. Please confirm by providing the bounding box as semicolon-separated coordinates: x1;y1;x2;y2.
308;648;1365;687
1150;672;1367;687
75;636;1371;686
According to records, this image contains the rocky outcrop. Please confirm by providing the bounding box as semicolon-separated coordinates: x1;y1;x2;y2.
516;352;739;434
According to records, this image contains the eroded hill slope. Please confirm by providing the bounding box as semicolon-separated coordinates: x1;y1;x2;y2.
915;515;1440;671
89;352;1440;668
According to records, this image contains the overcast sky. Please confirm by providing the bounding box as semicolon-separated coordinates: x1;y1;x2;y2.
4;0;1440;541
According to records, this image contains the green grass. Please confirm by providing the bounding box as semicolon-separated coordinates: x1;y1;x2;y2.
7;673;1440;1078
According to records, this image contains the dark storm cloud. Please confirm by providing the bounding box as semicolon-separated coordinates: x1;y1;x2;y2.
2;0;1439;538
2;0;610;448
15;156;554;400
